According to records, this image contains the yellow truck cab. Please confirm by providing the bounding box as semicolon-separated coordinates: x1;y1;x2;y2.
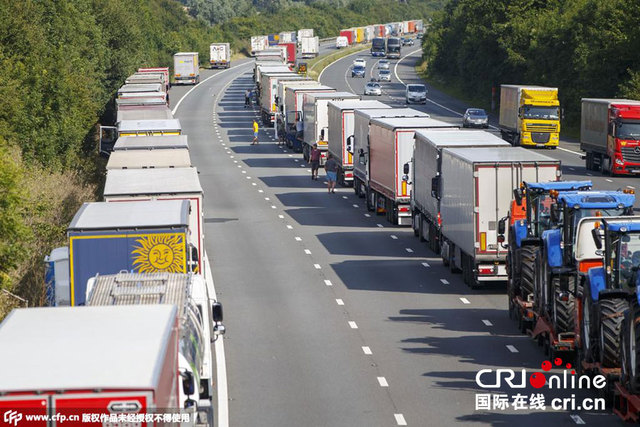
499;85;561;148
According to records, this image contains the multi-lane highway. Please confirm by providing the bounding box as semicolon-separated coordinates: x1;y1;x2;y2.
169;44;630;426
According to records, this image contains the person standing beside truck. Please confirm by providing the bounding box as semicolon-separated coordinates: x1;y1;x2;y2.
325;153;338;193
309;143;321;180
252;120;259;145
245;89;251;108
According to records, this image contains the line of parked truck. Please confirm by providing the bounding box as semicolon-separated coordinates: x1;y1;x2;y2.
1;65;225;425
251;29;319;62
251;39;640;420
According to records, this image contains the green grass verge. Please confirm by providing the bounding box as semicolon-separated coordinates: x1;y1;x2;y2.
307;44;371;80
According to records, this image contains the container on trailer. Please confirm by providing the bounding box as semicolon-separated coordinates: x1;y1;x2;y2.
260;73;308;126
251;36;269;55
279;42;296;64
173;52;200;85
209;43;231;69
115;92;167;107
297;29;314;42
327;100;390;186
411;130;511;244
113;135;189;151
284;84;335;122
125;73;165;87
106;148;192;170
300;36;320;59
116;105;173;123
103;168;204;275
352;108;429;196
100;119;182;154
267;34;279;46
278;31;294;44
138;67;170;91
302;92;360;163
117;83;164;98
255;63;290;84
277;79;316;113
366;117;457;225
355;27;364;43
0;305;185;425
438;147;561;284
340;29;354;45
580;98;640;175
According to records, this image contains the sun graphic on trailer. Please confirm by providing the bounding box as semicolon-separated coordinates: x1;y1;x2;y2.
132;233;186;273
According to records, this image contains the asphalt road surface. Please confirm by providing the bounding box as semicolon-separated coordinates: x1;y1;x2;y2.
169;43;629;426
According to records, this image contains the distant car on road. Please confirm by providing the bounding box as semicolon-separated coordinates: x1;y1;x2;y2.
377;60;390;70
377;70;391;82
402;38;414;46
351;66;366;78
462;108;489;128
416;33;424;39
364;82;382;96
405;84;427;104
353;58;367;68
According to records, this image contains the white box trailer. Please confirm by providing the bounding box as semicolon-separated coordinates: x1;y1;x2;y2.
259;72;305;126
352;108;428;199
113;135;189;151
366;117;457;225
277;79;318;113
106;148;192;170
100;119;182;154
86;273;224;425
283;85;335;152
411;130;511;253
0;305;187;422
210;42;231;69
251;35;269;55
255;64;290;84
116;105;173;123
103;167;205;275
115;92;167;107
117;83;164;98
125;73;165;86
300;36;320;59
327;100;390;186
438;147;561;286
302;92;360;163
173;52;200;85
297;28;314;42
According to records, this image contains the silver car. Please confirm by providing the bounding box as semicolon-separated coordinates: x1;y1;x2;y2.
462;108;489;128
405;84;427;104
364;82;382;96
377;60;390;70
377;70;391;82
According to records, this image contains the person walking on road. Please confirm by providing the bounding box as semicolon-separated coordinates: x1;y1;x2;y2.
325;153;338;193
244;89;251;108
251;120;259;145
309;143;321;180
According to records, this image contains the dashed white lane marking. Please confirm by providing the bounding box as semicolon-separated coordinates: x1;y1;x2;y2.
362;346;372;355
440;279;449;285
364;213;371;217
587;173;593;176
343;196;348;199
482;320;493;326
300;164;305;167
568;167;575;171
394;414;407;426
377;224;384;228
353;204;359;208
284;150;288;153
506;345;519;353
241;170;246;174
377;377;389;387
252;182;257;186
406;248;414;253
348;321;358;329
237;165;242;168
314;264;321;269
336;298;344;305
557;146;583;156
422;262;430;268
258;190;264;193
294;159;299;162
304;249;311;255
460;297;471;304
264;197;270;201
294;237;302;241
606;178;613;182
286;225;293;229
246;176;251;179
271;205;277;209
570;414;586;424
628;185;636;189
391;235;398;240
221;143;225;146
233;160;237;163
324;280;332;286
278;215;284;219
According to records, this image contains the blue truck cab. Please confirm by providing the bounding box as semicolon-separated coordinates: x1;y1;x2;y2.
45;199;195;306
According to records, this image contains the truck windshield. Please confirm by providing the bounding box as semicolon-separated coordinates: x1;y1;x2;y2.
616;121;640;140
522;106;559;120
534;194;553;235
613;233;640;289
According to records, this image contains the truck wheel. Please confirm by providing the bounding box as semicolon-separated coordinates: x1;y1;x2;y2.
585;152;593;170
354;178;360;196
519;246;537;300
302;145;309;162
418;215;426;242
512;134;520;147
429;222;440;254
601;156;612;176
413;213;419;237
449;244;460;273
441;240;449;267
599;298;629;368
552;279;575;333
366;188;375;212
621;302;640;393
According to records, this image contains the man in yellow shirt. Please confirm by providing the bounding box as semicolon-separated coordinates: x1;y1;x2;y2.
251;120;259;145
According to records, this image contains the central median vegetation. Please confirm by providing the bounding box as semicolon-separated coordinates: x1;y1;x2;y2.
421;0;640;129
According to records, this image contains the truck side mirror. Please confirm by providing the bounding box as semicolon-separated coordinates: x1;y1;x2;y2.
320;129;325;140
518;106;523;119
498;218;506;235
403;162;410;175
190;246;198;262
431;176;440;200
346;135;354;153
358;149;366;165
513;189;522;206
592;228;602;250
181;370;195;396
212;302;223;322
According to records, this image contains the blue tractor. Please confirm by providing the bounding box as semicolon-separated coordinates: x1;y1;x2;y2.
538;191;635;359
502;181;592;331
